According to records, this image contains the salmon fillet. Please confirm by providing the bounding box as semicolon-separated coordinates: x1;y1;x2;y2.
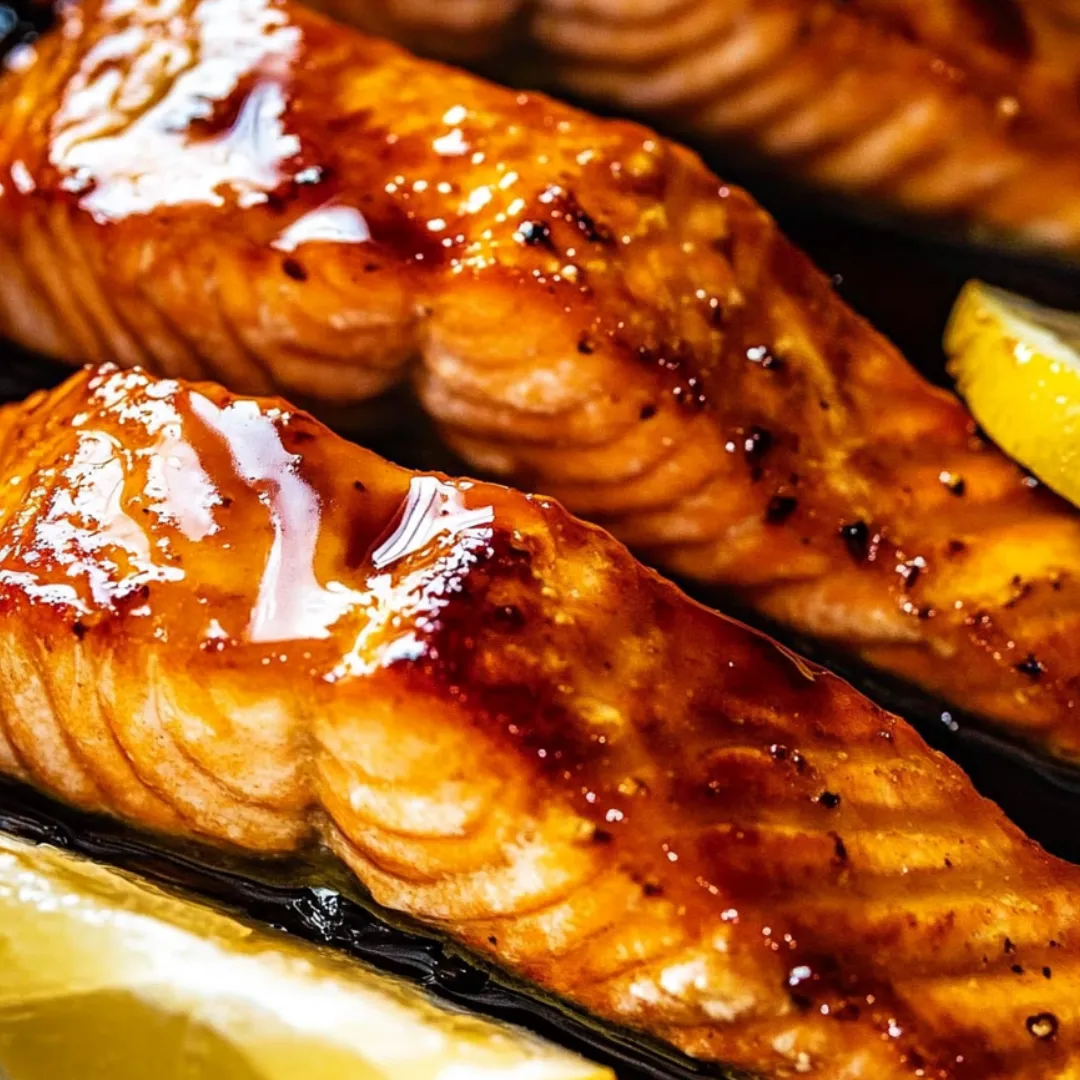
316;0;1080;252
2;0;1080;763
3;363;1080;1079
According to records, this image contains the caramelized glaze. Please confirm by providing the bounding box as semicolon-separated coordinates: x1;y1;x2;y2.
324;0;1080;252
1;367;1080;1078
3;0;1080;766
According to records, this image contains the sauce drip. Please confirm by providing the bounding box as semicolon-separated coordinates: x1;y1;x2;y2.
189;391;363;643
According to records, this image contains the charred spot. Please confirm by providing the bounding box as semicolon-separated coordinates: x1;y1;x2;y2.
1011;963;1025;975
72;620;88;641
765;494;798;525
517;219;555;251
817;790;841;809
219;495;234;508
492;604;526;630
631;341;709;411
710;234;734;261
363;263;380;273
576;333;595;355
840;520;871;562
833;1002;861;1022
830;831;848;863
368;202;449;266
1004;937;1016;954
1044;966;1053;979
746;345;784;372
941;473;966;496
904;1050;927;1072
282;257;308;282
897;558;925;591
743;426;773;471
1004;580;1034;609
638;403;657;421
488;935;498;946
352;480;367;493
947;538;967;557
561;191;614;245
1027;1012;1059;1041
1016;653;1045;679
642;882;664;897
591;828;613;845
769;743;808;774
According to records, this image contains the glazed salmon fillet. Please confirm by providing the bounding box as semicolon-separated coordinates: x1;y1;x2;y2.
321;0;1080;252
3;0;1080;765
3;364;1080;1079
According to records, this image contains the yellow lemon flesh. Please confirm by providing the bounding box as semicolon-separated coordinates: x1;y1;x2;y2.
945;280;1080;507
0;833;610;1080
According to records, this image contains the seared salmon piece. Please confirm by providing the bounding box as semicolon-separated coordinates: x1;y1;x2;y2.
3;0;1080;763
315;0;1080;252
2;365;1080;1079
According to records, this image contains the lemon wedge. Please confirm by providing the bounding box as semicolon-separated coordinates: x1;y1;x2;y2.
945;280;1080;506
0;833;610;1080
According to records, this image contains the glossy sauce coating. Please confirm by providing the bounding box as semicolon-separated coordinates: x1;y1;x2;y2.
2;367;1080;1078
2;0;1080;762
322;0;1080;252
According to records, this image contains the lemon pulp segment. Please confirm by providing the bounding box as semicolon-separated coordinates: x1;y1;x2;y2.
0;833;611;1080
945;280;1080;507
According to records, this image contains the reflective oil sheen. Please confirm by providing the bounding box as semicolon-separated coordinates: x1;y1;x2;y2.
1;367;1079;1080
0;366;503;662
48;0;303;221
3;0;1080;775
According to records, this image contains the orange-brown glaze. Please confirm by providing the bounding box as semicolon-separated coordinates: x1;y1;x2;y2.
317;0;1080;253
3;365;1080;1079
2;0;1080;766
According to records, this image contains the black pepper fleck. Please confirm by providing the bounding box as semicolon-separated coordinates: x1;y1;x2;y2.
840;521;871;561
1016;654;1046;679
765;494;798;525
282;257;307;282
518;220;555;250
